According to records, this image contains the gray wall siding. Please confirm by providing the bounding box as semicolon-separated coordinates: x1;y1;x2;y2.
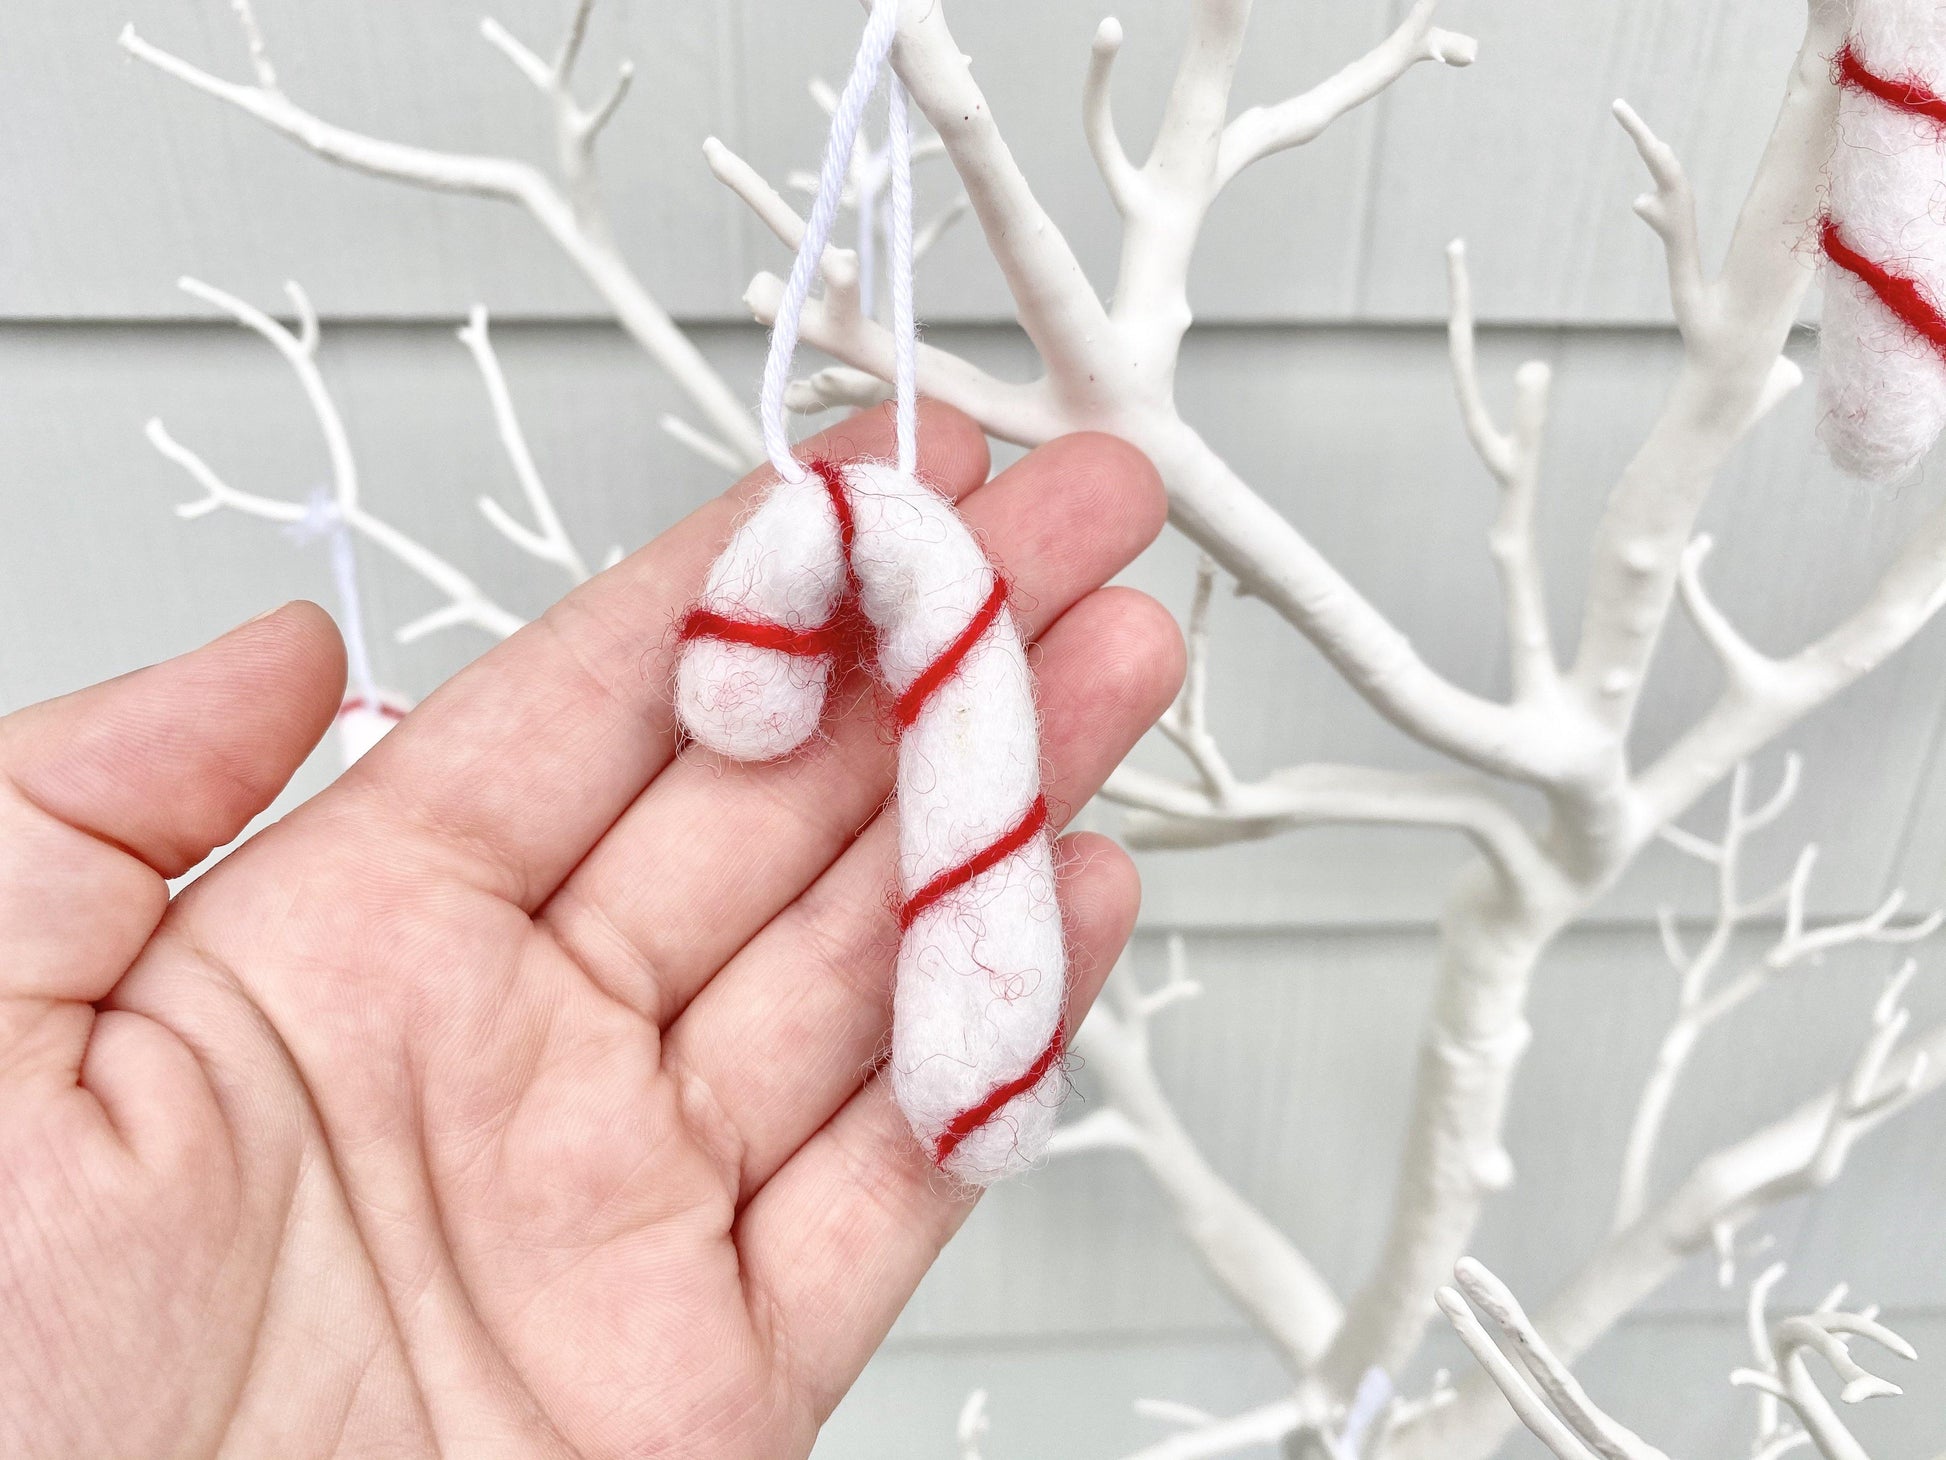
13;2;1808;324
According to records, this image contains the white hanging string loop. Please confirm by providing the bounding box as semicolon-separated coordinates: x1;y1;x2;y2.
887;76;916;478
287;489;380;708
759;0;916;481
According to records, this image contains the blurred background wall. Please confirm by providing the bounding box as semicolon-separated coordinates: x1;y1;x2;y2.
4;3;1943;1455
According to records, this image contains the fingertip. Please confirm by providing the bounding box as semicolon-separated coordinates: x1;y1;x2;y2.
914;399;993;497
1055;829;1142;1014
1041;586;1187;737
1097;585;1188;711
229;600;349;705
5;600;351;877
206;599;347;750
1036;431;1169;551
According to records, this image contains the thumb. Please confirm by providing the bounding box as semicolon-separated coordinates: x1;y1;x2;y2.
0;602;344;1080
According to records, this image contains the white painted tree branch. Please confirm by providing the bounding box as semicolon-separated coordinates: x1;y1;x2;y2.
657;413;747;476
1155;557;1241;806
1746;1261;1797;1452
1102;762;1549;890
458;305;592;583
1309;9;1852;1403
1614;759;1940;1230
703;136;863;310
750;1;1564;785
1445;238;1557;703
1437;1258;1668;1460
1447;241;1564;708
1733;1296;1917;1460
1116;1397;1306;1460
1567;30;1836;735
120;0;762;470
1394;972;1945;1460
1213;0;1475;193
478;0;633;226
1439;1256;1921;1460
957;1390;990;1460
1083;19;1144;219
148;277;525;643
742;268;1064;446
1638;490;1946;828
1052;944;1343;1375
784;365;894;416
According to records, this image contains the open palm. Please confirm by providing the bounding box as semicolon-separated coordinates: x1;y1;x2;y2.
0;406;1179;1459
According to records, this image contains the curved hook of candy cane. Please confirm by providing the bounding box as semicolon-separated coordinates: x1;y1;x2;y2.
675;462;856;761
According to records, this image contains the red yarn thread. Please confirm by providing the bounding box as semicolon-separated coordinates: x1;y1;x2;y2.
892;574;1011;729
1821;217;1946;365
932;1023;1066;1167
677;607;854;656
337;696;406;722
899;794;1050;931
677;458;867;661
808;458;858;592
1837;41;1946;126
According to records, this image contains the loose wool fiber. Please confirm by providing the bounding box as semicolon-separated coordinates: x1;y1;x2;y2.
1820;1;1946;480
677;459;1066;1186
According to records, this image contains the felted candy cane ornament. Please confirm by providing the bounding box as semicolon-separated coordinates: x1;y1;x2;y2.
674;0;1067;1186
1819;2;1946;479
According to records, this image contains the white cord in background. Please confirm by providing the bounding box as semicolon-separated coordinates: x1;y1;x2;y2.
289;490;381;708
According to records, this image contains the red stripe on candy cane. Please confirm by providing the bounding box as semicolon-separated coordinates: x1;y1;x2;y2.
1837;40;1946;127
930;1023;1066;1168
1828;44;1946;366
676;608;855;658
1821;216;1946;366
891;573;1011;730
898;794;1051;932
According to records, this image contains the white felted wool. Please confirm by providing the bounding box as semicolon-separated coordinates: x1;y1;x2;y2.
676;473;848;760
1820;0;1946;480
844;461;1066;1186
673;458;1067;1187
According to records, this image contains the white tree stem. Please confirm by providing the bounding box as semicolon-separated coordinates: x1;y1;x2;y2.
1568;14;1843;728
1068;999;1344;1373
1393;1016;1946;1460
120;19;763;469
458;305;591;582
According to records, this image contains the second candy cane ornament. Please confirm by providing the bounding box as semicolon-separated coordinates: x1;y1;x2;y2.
1819;0;1946;479
673;0;1067;1185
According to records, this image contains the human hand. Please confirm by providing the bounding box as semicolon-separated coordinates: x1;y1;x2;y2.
0;405;1181;1458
